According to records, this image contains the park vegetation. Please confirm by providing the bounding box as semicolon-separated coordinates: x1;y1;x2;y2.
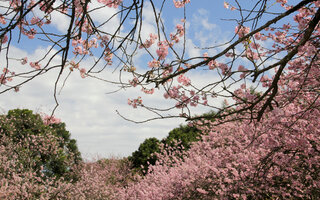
1;0;320;199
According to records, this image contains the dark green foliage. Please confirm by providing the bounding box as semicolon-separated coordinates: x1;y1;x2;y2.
129;124;203;174
162;125;200;150
42;122;82;181
129;111;217;174
0;109;82;181
129;137;160;173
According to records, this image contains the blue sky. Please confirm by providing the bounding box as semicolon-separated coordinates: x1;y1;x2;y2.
0;0;291;158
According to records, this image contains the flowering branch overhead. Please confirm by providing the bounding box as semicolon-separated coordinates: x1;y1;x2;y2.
0;0;319;122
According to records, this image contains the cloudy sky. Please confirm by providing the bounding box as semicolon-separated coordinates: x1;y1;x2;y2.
0;0;280;159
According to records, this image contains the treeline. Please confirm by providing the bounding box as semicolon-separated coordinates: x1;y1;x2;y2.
0;108;203;198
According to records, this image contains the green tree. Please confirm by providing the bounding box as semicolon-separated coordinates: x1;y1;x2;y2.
129;137;160;173
0;109;82;180
129;123;203;174
162;124;201;150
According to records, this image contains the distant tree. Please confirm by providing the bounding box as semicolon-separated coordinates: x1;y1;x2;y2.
129;121;205;174
0;109;81;180
129;137;161;173
162;124;201;151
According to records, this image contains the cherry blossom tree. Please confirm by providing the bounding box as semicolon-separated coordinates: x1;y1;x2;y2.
1;0;320;198
0;109;82;180
118;94;320;198
0;0;318;122
0;109;135;199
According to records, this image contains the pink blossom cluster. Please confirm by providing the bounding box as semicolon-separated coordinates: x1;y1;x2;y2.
0;135;135;199
128;97;143;108
30;17;44;27
156;41;169;60
203;53;230;75
97;34;110;47
141;87;155;94
235;25;250;38
42;114;61;125
118;3;320;198
223;1;236;10
69;60;79;71
0;110;136;199
68;61;87;78
72;38;99;55
173;0;191;8
16;17;45;39
245;48;259;61
170;24;184;43
80;68;86;78
104;48;113;65
139;33;158;49
97;0;123;8
21;57;28;65
0;68;14;84
177;74;190;86
164;85;206;108
161;64;174;79
77;18;94;34
148;59;160;68
1;34;8;43
0;15;6;24
260;75;272;87
38;0;54;13
203;52;217;70
118;90;320;199
237;65;248;79
29;61;41;70
129;77;139;87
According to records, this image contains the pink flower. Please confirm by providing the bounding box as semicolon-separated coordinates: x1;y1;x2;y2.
42;115;61;125
173;0;190;8
235;25;250;38
1;35;8;43
177;74;191;86
196;188;209;194
141;87;154;94
70;60;79;69
0;15;6;24
97;0;123;8
80;68;86;78
30;17;40;25
129;77;139;87
21;57;28;65
223;1;229;9
238;65;247;72
156;41;169;60
27;28;37;39
148;59;160;68
139;33;158;49
128;97;143;108
176;24;184;37
29;62;41;70
72;39;79;47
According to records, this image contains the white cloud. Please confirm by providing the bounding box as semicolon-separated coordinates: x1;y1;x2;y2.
0;45;188;159
49;10;69;33
186;38;201;58
0;3;255;160
194;9;216;31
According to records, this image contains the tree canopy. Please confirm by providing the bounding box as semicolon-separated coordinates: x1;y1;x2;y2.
129;123;201;173
0;109;81;180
